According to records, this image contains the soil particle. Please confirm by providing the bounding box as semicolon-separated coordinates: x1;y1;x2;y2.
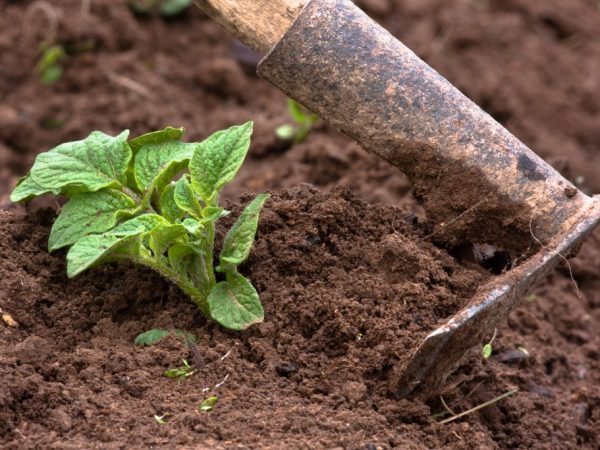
12;335;53;366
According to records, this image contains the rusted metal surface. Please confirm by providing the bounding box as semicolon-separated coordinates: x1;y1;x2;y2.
258;0;587;253
257;0;600;395
397;196;600;395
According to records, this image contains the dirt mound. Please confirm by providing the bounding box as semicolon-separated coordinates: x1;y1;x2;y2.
0;186;491;448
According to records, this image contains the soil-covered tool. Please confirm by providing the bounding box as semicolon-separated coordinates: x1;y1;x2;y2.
196;0;600;395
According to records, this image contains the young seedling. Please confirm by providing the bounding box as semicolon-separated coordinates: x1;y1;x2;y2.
128;0;193;17
198;396;218;412
134;328;198;346
11;123;269;330
482;328;497;359
164;359;195;380
276;99;319;144
36;45;66;85
154;413;170;424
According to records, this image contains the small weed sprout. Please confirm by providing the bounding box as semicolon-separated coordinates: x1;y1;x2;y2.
11;123;269;330
276;99;319;144
36;45;66;85
482;328;497;359
154;413;170;424
134;328;198;346
199;396;218;412
164;359;196;380
128;0;192;17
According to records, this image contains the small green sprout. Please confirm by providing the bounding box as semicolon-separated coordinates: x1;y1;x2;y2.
482;328;497;359
276;99;319;144
128;0;192;17
36;45;66;85
164;359;195;380
11;123;269;330
154;413;170;424
198;396;218;412
134;328;198;346
135;329;171;346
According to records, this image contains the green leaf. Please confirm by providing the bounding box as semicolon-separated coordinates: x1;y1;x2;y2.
148;222;187;256
482;343;493;359
219;193;269;267
48;189;136;251
164;359;195;379
189;122;253;201
168;242;196;272
288;98;308;123
160;0;192;16
36;46;66;72
133;140;195;193
201;207;229;224
66;233;138;278
11;130;131;202
288;98;318;125
174;176;202;218
129;127;184;155
110;214;167;236
207;270;263;330
182;218;202;235
134;329;170;346
66;215;165;277
198;396;218;412
275;124;296;140
41;65;63;85
159;183;185;222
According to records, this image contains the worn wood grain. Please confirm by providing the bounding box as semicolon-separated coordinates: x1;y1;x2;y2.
195;0;308;54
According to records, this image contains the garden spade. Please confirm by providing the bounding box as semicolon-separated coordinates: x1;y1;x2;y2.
196;0;600;395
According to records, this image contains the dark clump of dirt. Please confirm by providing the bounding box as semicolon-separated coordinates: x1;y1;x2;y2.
0;186;491;448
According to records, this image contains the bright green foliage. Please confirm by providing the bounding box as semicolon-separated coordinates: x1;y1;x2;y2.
135;329;171;346
36;45;66;85
276;99;319;144
11;124;269;330
482;343;493;359
198;396;218;412
164;359;195;380
482;328;497;359
12;130;131;201
189;122;253;202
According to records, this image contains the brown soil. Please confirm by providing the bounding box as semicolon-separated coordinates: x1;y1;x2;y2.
1;0;599;448
0;186;491;448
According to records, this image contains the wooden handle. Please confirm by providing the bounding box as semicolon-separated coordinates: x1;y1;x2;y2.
195;0;308;54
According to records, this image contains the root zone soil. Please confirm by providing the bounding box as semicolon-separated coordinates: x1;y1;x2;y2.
1;0;599;449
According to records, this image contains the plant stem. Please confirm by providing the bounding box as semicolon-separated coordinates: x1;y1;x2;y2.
133;255;210;316
203;198;218;288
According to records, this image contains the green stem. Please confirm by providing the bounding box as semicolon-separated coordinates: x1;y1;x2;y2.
133;255;210;316
201;196;218;289
122;185;141;203
205;219;216;287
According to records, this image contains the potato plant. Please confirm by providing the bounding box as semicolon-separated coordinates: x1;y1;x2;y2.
11;122;269;330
